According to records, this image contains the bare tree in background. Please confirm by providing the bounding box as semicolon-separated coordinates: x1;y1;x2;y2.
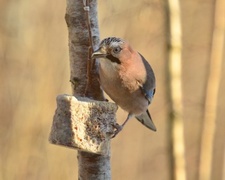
199;0;225;179
165;0;186;179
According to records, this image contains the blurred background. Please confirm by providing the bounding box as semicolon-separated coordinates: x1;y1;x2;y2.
0;0;224;180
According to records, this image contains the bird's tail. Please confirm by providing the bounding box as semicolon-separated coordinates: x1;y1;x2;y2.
135;110;157;131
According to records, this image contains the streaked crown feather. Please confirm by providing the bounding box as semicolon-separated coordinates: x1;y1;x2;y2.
99;37;124;47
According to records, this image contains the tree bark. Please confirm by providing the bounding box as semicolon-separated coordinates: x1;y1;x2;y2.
65;0;104;100
65;0;111;179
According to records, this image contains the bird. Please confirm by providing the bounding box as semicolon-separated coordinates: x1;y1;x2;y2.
91;37;156;138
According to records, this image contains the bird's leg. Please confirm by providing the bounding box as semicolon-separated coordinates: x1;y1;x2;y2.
111;113;133;138
111;123;122;138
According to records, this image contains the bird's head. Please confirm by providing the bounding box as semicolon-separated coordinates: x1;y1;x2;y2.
92;37;133;65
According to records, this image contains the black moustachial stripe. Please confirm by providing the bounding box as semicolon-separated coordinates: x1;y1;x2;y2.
106;54;121;64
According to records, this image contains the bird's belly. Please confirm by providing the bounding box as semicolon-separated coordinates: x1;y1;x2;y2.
99;70;148;115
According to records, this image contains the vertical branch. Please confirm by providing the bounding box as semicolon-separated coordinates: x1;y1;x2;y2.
165;0;186;179
66;0;104;100
199;0;225;179
65;0;110;179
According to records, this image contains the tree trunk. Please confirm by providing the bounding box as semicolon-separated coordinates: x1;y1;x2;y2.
165;0;186;179
199;0;225;179
65;0;111;179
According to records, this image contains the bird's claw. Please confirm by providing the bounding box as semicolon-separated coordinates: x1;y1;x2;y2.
111;123;123;138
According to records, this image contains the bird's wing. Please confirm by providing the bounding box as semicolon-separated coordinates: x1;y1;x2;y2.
138;53;156;104
139;86;155;104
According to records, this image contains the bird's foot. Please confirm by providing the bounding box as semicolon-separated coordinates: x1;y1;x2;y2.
111;123;123;138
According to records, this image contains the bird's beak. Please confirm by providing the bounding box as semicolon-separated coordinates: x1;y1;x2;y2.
91;48;107;59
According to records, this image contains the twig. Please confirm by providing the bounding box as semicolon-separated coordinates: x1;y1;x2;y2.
83;0;95;96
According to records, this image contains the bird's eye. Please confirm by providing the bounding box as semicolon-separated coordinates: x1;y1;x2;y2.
113;47;122;54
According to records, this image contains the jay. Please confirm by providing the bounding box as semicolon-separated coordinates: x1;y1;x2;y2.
92;37;156;138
